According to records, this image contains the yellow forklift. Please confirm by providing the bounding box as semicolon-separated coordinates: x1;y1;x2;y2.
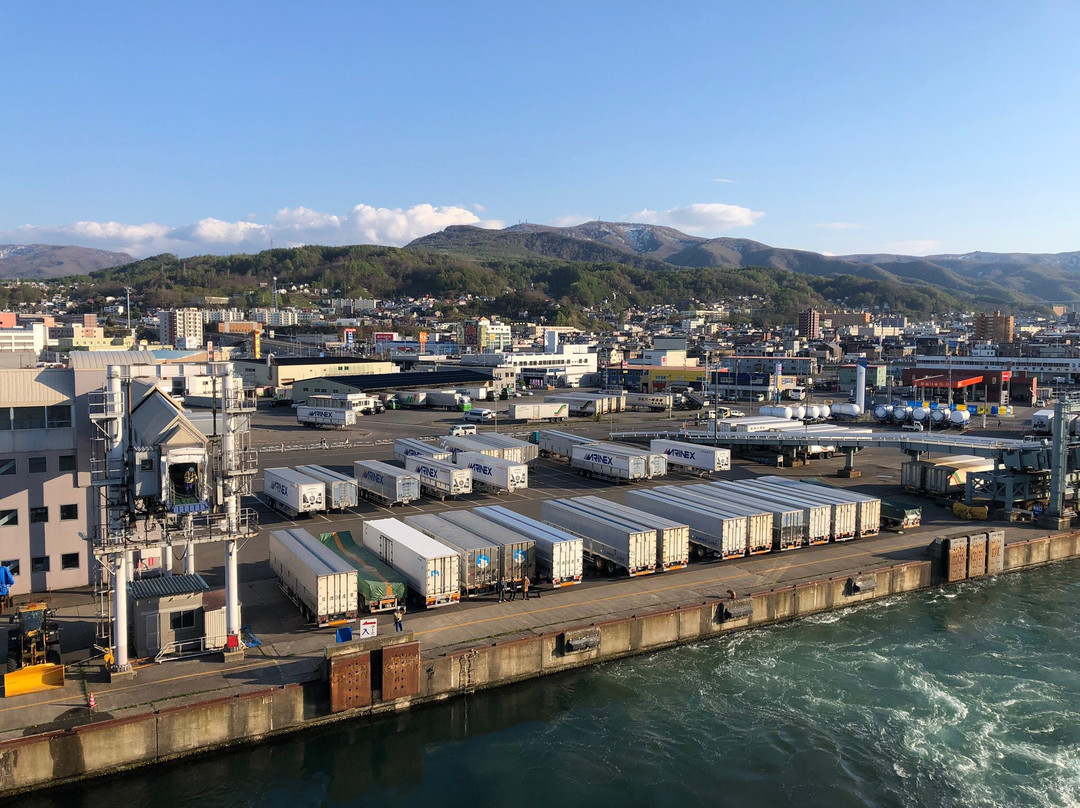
4;602;65;697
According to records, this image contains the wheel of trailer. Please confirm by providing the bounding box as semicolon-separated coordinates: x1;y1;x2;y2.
6;655;18;673
46;649;61;666
604;559;616;575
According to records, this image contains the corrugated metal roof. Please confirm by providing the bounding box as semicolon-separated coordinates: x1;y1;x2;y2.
129;573;210;600
0;367;75;407
69;351;159;370
300;367;495;392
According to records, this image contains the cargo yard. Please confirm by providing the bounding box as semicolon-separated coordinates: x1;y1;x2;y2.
2;401;1078;796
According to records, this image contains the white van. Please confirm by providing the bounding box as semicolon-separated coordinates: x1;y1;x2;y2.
463;408;495;423
449;424;477;436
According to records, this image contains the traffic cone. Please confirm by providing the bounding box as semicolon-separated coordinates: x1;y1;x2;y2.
88;692;96;711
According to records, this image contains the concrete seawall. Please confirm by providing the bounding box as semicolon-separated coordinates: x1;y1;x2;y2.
2;531;1078;795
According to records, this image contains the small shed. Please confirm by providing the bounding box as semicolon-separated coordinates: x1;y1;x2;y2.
129;574;236;659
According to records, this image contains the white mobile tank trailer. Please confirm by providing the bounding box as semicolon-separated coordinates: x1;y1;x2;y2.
352;460;421;506
892;405;912;424
748;478;858;540
438;510;537;585
404;455;473;499
570;496;691;571
830;403;862;421
508;401;570;423
473;506;584;587
759;405;794;419
536;429;595;459
772;477;882;538
269;529;358;626
700;483;803;552
362;518;461;608
263;467;326;518
624;489;748;560
454;451;528;493
440;435;503;458
467;433;539;465
950;409;972;429
294;465;358;510
655;484;773;556
541;499;657;577
714;416;795;434
709;479;830;546
873;404;894;423
404;514;501;596
570;442;649;482
393;438;452;465
650;439;732;474
295;403;356;429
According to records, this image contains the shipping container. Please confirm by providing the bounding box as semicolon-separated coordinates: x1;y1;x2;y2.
393;438;452;465
658;485;774;555
473;506;583;587
404;455;473;499
318;530;405;613
508;402;571;422
570;442;649;482
708;480;829;546
453;451;529;493
650;439;732;474
1032;409;1054;435
438;510;536;584
352;460;421;506
541;499;657;576
362;518;461;608
571;496;690;571
263;467;326;518
294;464;359;510
404;514;501;595
625;490;748;559
269;528;358;625
536;429;596;459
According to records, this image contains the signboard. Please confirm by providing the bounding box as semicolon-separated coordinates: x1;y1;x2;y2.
343;327;356;347
373;332;397;342
358;618;378;638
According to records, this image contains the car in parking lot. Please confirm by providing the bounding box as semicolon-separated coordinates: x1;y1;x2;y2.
449;424;478;436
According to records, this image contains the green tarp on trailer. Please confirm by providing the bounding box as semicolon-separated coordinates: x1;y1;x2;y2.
319;530;406;612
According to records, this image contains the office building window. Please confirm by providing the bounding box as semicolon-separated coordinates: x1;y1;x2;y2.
60;504;78;521
31;556;50;573
170;610;196;631
12;407;47;430
59;454;76;472
0;458;14;475
1;559;19;576
61;553;80;570
0;509;17;527
30;507;48;524
29;456;47;474
46;405;73;428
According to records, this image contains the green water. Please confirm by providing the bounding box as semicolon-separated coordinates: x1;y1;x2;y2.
23;560;1080;807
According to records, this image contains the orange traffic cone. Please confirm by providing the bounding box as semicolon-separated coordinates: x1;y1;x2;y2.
88;692;96;711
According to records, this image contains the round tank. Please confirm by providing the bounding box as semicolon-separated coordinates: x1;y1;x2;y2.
950;410;971;427
832;403;861;417
873;404;893;422
912;407;929;422
807;405;822;420
819;405;831;419
930;408;948;424
793;406;806;420
761;405;793;419
892;406;911;423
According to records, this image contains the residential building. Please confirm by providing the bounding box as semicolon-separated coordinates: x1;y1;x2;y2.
974;310;1015;344
798;309;822;340
159;309;204;349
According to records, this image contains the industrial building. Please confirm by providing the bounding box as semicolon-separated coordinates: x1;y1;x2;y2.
231;355;396;389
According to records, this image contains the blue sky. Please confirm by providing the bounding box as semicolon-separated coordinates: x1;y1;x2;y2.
2;2;1077;258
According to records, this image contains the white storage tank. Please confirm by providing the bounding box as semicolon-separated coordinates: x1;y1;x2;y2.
832;403;861;417
806;405;822;420
819;405;831;419
950;410;972;428
792;406;806;420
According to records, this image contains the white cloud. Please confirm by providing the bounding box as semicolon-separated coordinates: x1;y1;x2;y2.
550;214;591;227
628;202;764;234
710;178;737;183
884;240;943;256
1;203;504;259
814;221;860;230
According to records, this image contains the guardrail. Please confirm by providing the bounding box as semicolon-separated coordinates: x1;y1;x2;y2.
254;429;539;454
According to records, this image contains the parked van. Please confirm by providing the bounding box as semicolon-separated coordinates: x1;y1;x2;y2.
449;424;478;436
463;408;496;423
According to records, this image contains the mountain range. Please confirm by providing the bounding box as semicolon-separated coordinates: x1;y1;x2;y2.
0;244;133;279
409;222;1080;306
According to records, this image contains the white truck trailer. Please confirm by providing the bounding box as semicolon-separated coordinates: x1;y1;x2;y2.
536;429;595;459
438;510;537;585
454;451;528;493
352;460;421;507
269;528;358;625
570;443;649;482
468;433;539;465
508;402;570;423
440;435;503;458
650;439;732;474
393;438;452;465
362;518;461;608
709;480;830;546
1032;409;1054;435
473;506;583;587
263;467;326;518
689;482;803;552
747;479;858;541
404;455;473;499
661;484;774;555
765;477;882;539
294;465;359;510
624;392;673;412
625;489;748;559
425;390;472;411
404;513;501;596
295;403;356;429
571;496;690;572
541;499;656;576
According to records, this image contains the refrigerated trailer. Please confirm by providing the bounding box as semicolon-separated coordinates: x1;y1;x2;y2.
650;439;732;474
404;514;501;596
654;485;774;556
404;456;473;499
741;479;858;541
763;476;881;538
684;483;803;552
269;529;358;625
708;480;830;545
570;496;690;571
508;402;570;422
438;510;536;585
541;499;657;576
536;429;595;459
362;518;461;608
393;438;452;465
294;465;358;510
352;460;421;507
263;468;326;518
473;506;583;587
570;443;649;482
624;490;748;559
454;451;528;493
440;435;503;458
467;433;539;465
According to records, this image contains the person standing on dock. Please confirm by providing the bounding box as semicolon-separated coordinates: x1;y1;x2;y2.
498;575;507;602
522;575;531;600
393;605;405;633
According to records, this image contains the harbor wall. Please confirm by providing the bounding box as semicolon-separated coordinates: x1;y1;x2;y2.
2;530;1078;795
